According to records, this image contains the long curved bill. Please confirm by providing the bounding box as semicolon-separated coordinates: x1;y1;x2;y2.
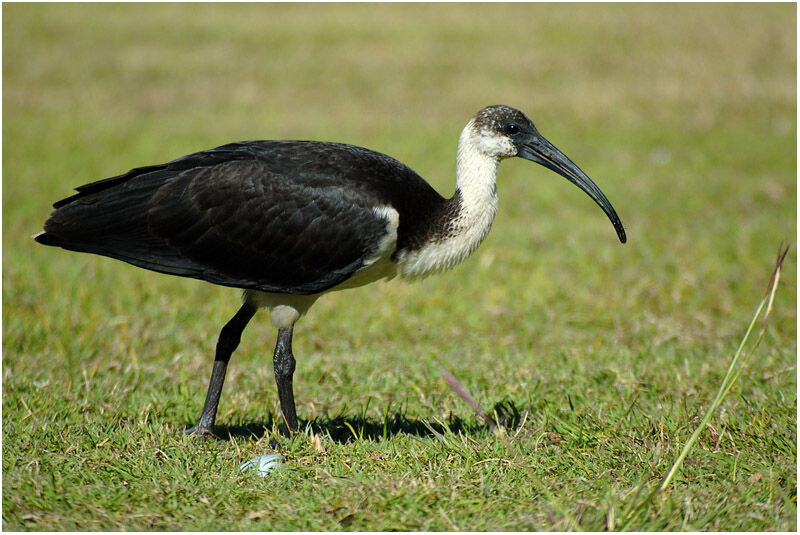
518;135;627;243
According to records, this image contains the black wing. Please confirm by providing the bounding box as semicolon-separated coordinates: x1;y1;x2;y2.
36;141;446;295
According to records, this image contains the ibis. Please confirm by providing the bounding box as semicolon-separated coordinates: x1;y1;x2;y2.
35;105;626;435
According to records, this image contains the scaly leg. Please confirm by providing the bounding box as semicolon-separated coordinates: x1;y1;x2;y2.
273;327;298;433
182;302;257;436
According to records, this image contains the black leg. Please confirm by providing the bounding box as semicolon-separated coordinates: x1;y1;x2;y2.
182;302;257;437
273;327;299;433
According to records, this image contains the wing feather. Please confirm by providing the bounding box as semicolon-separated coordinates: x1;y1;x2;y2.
37;141;443;294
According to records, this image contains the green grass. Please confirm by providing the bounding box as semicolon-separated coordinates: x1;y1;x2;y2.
3;3;796;531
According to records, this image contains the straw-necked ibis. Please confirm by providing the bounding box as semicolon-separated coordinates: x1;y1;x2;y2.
35;105;626;435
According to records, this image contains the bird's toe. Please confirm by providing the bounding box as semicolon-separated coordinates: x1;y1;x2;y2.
179;423;216;439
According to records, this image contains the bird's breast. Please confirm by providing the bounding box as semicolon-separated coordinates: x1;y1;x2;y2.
394;191;498;278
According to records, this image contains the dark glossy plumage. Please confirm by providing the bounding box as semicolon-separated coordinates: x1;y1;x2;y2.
35;105;626;435
36;140;453;294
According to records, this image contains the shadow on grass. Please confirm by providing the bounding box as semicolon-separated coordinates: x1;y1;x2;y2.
208;399;525;443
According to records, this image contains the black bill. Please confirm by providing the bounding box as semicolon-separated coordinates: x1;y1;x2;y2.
518;135;627;243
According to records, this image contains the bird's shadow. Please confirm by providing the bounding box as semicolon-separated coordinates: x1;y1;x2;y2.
208;399;525;443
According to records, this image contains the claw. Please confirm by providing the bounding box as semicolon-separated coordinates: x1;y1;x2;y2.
180;423;216;438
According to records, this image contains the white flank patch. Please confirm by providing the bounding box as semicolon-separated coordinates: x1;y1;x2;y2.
363;206;400;268
333;205;400;290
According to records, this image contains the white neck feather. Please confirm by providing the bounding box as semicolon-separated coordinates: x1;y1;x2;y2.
398;119;500;278
454;118;501;229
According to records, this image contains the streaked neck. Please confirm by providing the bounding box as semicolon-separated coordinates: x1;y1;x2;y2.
397;121;500;277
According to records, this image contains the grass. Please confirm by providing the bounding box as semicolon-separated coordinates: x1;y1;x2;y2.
659;244;788;493
3;3;796;531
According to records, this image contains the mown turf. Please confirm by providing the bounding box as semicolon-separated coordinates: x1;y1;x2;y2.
3;3;796;531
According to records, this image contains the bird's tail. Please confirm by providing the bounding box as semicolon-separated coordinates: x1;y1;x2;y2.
33;165;207;279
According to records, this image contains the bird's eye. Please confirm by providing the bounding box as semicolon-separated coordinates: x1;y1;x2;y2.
505;123;521;136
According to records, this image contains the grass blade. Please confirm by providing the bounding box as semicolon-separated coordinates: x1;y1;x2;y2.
659;243;789;491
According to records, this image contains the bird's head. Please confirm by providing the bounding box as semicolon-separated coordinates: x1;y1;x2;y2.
469;105;627;243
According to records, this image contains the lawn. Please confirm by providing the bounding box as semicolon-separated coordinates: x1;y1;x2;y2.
3;3;796;531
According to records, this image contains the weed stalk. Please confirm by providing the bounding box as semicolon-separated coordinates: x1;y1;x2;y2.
659;243;789;491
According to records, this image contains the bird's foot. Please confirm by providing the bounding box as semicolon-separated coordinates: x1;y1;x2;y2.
179;423;216;439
